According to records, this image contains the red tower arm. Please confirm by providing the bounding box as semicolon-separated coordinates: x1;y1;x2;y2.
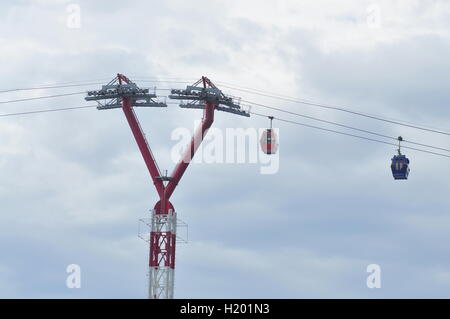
164;101;215;200
116;73;165;198
121;97;165;199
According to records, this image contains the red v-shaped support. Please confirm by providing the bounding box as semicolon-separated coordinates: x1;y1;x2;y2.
119;75;215;214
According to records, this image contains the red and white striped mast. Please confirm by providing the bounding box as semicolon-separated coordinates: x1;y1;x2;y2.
86;74;249;298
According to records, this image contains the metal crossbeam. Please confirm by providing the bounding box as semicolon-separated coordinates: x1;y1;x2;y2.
86;79;167;110
179;103;250;117
169;80;249;117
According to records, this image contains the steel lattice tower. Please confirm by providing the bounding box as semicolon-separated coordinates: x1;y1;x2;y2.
86;74;248;298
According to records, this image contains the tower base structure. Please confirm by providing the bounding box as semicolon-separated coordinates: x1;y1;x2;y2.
148;206;176;299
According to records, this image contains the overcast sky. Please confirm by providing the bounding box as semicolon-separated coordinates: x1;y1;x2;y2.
1;0;450;298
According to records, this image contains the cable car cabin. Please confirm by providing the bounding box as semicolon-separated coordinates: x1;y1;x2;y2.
260;129;278;155
391;154;410;180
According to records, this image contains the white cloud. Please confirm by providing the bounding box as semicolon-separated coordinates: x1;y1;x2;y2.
0;0;449;298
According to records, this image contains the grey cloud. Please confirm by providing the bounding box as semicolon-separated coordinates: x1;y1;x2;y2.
1;0;450;298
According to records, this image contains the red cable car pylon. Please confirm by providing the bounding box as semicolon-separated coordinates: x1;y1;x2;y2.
86;74;249;298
